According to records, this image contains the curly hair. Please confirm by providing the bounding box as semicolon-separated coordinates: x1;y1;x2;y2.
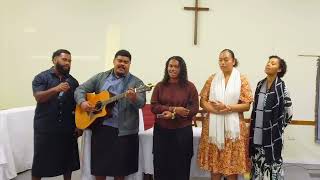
162;56;188;86
269;55;287;78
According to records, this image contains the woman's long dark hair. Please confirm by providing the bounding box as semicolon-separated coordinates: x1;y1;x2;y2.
161;56;188;86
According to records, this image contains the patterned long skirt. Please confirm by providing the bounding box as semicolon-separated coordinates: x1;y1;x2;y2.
197;119;250;175
250;147;284;180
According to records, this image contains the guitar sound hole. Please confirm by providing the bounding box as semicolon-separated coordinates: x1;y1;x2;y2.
93;102;103;114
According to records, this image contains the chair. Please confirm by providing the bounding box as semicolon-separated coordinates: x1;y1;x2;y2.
141;104;155;130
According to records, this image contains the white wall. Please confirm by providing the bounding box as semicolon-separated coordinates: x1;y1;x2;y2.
1;0;320;163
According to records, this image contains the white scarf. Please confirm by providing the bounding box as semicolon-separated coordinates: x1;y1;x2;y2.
209;68;241;149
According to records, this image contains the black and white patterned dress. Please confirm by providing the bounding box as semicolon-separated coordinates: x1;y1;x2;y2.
249;77;293;180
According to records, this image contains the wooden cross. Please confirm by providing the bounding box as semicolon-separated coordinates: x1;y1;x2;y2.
184;0;209;45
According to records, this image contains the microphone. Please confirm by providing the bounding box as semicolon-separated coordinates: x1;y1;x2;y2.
58;91;65;98
58;78;70;98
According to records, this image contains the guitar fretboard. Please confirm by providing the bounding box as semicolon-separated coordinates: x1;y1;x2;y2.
100;85;150;106
102;93;126;106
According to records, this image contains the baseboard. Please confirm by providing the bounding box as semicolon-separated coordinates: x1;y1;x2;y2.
284;159;320;165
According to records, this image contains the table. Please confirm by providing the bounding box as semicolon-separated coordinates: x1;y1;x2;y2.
0;106;35;180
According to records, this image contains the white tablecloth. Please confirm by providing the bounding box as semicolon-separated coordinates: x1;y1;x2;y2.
0;106;35;180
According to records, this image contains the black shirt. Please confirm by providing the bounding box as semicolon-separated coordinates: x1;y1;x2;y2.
32;68;79;133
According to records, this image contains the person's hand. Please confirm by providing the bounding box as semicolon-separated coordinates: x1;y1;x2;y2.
174;107;190;117
218;105;232;114
162;111;173;120
126;88;137;102
55;82;70;93
80;101;94;112
210;100;226;111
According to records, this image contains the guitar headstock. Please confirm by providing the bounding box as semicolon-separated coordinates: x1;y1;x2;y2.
136;83;154;93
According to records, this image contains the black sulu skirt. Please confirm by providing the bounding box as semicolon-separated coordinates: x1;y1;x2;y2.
153;124;194;180
31;131;80;177
91;125;139;176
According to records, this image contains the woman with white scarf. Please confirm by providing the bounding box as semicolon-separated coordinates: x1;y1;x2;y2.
197;49;253;180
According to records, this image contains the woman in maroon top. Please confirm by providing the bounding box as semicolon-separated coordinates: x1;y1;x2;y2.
151;56;199;180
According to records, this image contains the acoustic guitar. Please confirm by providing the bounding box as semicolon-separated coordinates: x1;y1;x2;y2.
75;83;154;129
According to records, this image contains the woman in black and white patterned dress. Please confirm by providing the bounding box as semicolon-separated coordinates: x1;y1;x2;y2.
249;55;293;180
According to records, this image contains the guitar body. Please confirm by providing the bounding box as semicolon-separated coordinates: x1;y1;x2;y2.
75;83;154;130
75;91;111;129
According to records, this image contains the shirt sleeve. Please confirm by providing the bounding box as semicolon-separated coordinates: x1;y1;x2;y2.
32;73;47;93
74;73;100;105
199;75;214;108
185;83;199;119
150;83;170;114
239;75;253;104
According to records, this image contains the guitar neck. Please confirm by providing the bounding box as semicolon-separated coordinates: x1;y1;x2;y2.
103;93;126;106
100;84;151;106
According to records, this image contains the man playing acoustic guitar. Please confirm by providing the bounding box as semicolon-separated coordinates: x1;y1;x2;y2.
74;49;147;180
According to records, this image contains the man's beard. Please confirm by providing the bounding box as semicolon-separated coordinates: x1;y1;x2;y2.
114;67;126;77
56;63;70;75
115;71;125;77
